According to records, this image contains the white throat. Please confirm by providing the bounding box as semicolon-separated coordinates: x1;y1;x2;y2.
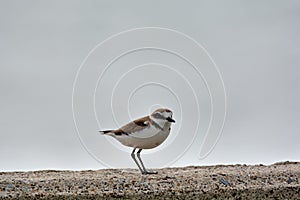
150;116;166;130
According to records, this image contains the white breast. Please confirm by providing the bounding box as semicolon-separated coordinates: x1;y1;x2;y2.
115;122;171;149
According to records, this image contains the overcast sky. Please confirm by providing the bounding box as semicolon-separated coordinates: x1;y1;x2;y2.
1;1;299;171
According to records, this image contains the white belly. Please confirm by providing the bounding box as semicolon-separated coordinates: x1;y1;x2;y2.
115;123;171;149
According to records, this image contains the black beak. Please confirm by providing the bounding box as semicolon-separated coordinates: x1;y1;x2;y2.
166;117;176;123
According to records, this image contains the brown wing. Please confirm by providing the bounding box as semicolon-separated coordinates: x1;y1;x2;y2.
113;116;150;136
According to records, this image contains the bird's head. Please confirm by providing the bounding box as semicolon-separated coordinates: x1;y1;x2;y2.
150;108;176;124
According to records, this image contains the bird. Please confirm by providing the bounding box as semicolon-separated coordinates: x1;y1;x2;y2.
99;108;175;174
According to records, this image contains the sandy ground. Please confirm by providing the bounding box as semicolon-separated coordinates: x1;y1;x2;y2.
0;162;299;199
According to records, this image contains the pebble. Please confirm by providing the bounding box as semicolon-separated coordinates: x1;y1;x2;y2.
287;177;293;184
220;179;229;186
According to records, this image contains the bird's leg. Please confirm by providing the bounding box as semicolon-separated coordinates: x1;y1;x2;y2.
137;149;158;174
131;148;144;174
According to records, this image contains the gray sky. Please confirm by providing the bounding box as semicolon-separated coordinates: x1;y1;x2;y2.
1;1;299;171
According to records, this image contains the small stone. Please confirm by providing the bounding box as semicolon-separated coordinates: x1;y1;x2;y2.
22;186;28;192
287;177;293;184
220;179;229;186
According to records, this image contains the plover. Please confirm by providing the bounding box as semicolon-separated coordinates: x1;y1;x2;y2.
99;108;175;174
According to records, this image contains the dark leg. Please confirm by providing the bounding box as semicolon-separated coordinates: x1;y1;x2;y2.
137;149;158;174
131;148;143;174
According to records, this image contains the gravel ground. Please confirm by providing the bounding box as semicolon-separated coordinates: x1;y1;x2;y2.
0;162;299;199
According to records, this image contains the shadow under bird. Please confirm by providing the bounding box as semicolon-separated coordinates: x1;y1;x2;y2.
99;108;176;174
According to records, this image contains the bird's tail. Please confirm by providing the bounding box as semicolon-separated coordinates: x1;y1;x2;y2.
99;130;113;135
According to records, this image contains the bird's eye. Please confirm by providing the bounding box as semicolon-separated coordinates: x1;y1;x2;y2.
155;113;160;117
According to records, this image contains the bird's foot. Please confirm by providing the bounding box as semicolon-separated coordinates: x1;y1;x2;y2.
142;170;158;175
